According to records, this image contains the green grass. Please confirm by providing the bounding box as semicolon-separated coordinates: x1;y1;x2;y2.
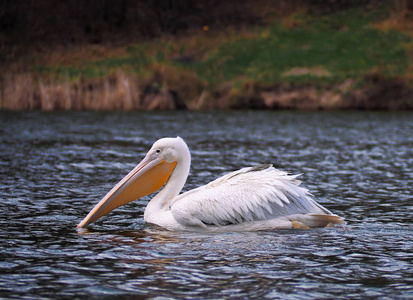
189;10;410;85
32;8;411;87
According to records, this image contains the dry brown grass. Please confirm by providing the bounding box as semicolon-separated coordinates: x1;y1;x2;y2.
372;0;413;34
45;45;130;68
0;71;144;110
0;67;205;111
2;73;36;110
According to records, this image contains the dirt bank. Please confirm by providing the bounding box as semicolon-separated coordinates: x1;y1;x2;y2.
211;75;413;111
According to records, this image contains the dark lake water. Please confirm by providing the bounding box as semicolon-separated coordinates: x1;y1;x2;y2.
1;110;412;299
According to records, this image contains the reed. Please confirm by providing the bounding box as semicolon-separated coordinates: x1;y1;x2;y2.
0;71;165;111
81;71;143;110
0;64;207;110
2;73;36;110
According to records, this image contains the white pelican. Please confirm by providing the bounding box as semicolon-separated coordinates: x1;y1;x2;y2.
77;137;345;232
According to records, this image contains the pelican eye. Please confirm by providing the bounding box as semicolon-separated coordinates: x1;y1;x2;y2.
156;149;161;153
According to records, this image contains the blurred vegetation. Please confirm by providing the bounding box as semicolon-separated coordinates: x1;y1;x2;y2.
1;0;413;110
28;4;411;85
190;11;410;85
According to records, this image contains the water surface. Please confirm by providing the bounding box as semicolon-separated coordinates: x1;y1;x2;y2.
0;111;412;299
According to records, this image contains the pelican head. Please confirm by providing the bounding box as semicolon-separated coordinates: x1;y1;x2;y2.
77;137;189;228
150;136;190;165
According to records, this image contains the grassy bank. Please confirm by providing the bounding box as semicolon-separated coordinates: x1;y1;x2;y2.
2;3;413;110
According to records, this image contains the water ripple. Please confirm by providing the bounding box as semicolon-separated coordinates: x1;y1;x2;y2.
0;111;412;299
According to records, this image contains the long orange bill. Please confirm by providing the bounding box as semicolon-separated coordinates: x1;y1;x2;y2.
77;155;176;228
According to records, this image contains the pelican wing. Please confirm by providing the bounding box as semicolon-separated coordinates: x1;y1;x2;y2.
170;164;333;227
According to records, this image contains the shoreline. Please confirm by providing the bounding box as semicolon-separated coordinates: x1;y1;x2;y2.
1;72;412;111
2;2;413;111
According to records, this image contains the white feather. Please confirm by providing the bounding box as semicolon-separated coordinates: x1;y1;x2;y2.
171;164;336;228
107;137;345;232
